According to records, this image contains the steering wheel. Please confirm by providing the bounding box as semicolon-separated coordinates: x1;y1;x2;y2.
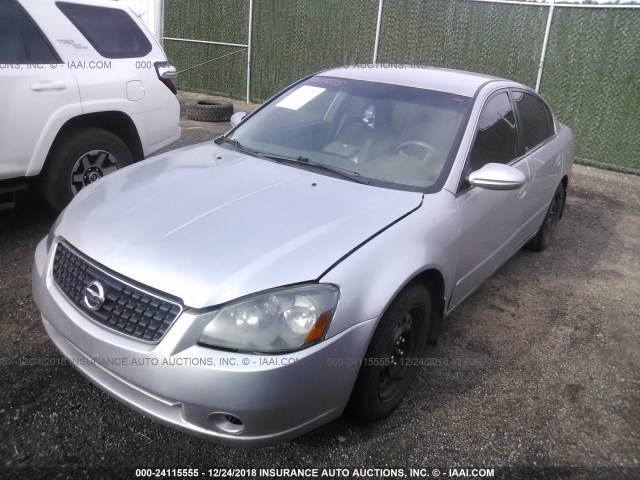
394;140;438;164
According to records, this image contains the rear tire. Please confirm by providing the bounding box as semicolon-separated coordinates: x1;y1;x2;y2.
347;283;431;421
526;182;565;252
41;128;133;213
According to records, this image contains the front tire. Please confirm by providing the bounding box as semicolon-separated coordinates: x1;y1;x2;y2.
347;283;431;421
41;128;133;213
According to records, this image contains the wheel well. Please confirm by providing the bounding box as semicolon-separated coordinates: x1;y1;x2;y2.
50;112;143;163
413;269;445;344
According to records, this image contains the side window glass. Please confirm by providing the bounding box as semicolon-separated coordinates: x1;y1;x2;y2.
513;91;551;151
20;17;59;64
0;0;59;64
468;92;518;173
544;103;555;135
57;2;152;59
0;0;29;63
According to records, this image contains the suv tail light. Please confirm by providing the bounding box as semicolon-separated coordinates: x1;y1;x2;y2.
154;61;177;94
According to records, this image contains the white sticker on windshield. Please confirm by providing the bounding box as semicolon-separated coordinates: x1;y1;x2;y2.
275;86;326;110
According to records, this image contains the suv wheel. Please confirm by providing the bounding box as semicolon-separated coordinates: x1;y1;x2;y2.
41;128;134;212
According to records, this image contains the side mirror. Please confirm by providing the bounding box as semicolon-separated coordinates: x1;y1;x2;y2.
468;163;526;191
229;111;247;128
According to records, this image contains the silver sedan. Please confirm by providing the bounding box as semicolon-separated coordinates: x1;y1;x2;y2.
33;66;574;446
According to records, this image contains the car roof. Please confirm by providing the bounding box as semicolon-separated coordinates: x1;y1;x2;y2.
318;65;507;97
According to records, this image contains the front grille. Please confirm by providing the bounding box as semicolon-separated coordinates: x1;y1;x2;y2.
52;242;182;342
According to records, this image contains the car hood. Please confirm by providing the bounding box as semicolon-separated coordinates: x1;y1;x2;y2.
55;142;422;308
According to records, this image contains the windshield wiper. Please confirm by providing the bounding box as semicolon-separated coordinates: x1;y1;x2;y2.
215;136;262;158
216;137;371;185
262;153;371;185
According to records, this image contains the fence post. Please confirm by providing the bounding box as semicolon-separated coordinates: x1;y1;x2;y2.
373;0;384;64
535;0;555;93
246;0;254;102
155;0;164;45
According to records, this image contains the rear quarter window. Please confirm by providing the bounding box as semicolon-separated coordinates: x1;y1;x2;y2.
56;2;152;59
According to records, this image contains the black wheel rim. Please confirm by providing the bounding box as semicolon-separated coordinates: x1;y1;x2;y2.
378;306;421;403
70;150;119;195
542;191;562;245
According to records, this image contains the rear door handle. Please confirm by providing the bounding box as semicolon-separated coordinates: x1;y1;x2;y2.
30;81;67;91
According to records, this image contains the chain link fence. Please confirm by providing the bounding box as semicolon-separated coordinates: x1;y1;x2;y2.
163;0;640;174
542;6;640;174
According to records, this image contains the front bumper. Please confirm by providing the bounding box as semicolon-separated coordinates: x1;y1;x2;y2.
33;238;376;447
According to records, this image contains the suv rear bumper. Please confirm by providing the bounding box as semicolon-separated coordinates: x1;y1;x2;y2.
144;125;181;157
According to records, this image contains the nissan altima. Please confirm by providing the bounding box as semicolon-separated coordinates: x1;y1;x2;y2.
33;66;574;446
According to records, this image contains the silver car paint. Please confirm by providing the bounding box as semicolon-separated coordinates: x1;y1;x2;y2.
33;66;574;446
54;142;422;308
317;66;499;97
33;239;376;446
321;189;461;337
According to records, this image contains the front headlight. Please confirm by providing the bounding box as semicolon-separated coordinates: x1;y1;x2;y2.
198;284;340;353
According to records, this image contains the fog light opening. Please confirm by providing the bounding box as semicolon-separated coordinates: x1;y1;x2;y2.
225;414;242;425
208;412;245;434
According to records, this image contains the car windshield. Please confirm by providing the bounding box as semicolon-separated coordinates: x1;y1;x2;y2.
228;76;472;190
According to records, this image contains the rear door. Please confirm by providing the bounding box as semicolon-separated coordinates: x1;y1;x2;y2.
0;0;80;179
450;90;530;309
511;89;562;237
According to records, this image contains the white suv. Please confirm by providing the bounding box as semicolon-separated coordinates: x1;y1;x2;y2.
0;0;180;212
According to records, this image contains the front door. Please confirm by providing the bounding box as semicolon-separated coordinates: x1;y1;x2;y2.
450;90;530;309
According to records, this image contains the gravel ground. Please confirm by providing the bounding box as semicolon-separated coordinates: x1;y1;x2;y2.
0;95;638;479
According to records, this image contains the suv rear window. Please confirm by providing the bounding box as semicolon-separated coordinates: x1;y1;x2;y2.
56;2;152;59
